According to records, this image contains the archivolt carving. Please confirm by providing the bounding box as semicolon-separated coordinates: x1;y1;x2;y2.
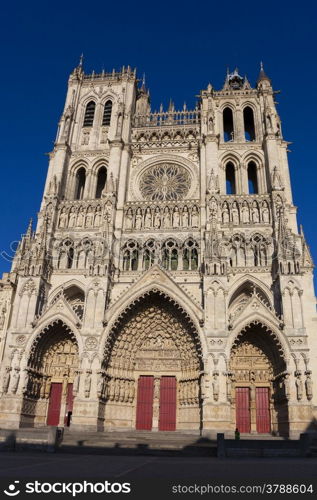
108;289;199;337
231;341;273;383
28;319;78;370
231;321;286;367
23;320;79;400
103;293;203;405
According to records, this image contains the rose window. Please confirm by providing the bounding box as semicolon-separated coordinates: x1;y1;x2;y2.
139;164;190;201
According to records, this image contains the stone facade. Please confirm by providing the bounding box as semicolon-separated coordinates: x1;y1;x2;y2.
0;61;316;437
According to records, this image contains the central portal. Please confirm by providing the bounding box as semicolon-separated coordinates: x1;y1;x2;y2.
102;292;203;432
136;376;177;431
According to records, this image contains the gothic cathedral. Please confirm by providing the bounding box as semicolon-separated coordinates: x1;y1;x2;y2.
0;61;316;438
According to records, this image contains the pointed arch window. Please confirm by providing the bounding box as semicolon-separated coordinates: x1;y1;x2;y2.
59;239;74;269
123;241;139;271
95;167;107;198
225;162;236;194
223;107;234;142
183;239;199;271
163;240;179;271
243;106;256;141
102;100;113;126
83;101;96;127
143;240;156;270
74;167;86;200
248;161;258;194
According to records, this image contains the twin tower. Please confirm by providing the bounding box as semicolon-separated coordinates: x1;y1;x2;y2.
0;61;315;437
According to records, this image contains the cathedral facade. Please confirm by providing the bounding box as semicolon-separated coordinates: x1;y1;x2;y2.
0;61;316;437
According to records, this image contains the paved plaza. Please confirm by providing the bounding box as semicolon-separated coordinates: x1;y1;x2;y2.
0;451;315;498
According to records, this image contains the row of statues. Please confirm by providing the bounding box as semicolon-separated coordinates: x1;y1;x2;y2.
57;198;270;231
2;366;313;405
58;205;103;229
277;372;313;402
210;371;313;403
178;379;200;405
73;371;135;402
125;205;200;230
216;199;271;225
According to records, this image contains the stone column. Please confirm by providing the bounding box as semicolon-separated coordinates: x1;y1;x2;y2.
152;377;160;431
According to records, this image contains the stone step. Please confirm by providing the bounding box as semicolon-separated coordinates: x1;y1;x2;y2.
60;429;216;456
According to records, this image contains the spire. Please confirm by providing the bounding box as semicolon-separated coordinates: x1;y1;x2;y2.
39;216;48;254
257;61;271;84
277;206;286;259
71;54;84;78
168;99;174;112
26;218;33;239
141;73;146;90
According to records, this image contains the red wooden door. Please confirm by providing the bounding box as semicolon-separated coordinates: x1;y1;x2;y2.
64;383;74;426
47;383;62;426
236;387;250;433
136;376;154;430
159;376;177;431
256;387;271;433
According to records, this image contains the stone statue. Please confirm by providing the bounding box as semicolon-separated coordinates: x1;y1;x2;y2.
22;370;29;395
0;305;6;329
48;175;58;196
69;207;77;227
58;208;68;228
212;372;219;402
207;169;218;194
125;209;133;230
241;202;250;223
144;208;152;229
73;207;81;227
252;203;260;223
105;173;116;195
116;111;123;137
191;206;199;228
94;206;102;226
97;374;104;398
295;374;303;401
207;112;214;134
272;166;283;190
283;373;290;400
163;207;171;228
305;373;313;401
208;197;218;220
226;373;233;402
154;377;160;399
84;371;91;398
154;208;161;229
222;207;229;224
182;206;189;227
265;110;273;133
173;207;180;228
135;208;143;230
2;367;11;394
129;380;135;402
232;202;239;225
11;368;20;394
262;203;270;223
85;206;94;227
62;105;73;138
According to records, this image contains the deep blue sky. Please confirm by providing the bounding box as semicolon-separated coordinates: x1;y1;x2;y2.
0;0;316;290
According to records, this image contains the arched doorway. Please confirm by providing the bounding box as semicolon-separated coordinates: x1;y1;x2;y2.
102;292;203;432
22;320;79;427
229;323;288;436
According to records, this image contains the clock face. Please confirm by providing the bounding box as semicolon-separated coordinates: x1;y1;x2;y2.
139;163;190;201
